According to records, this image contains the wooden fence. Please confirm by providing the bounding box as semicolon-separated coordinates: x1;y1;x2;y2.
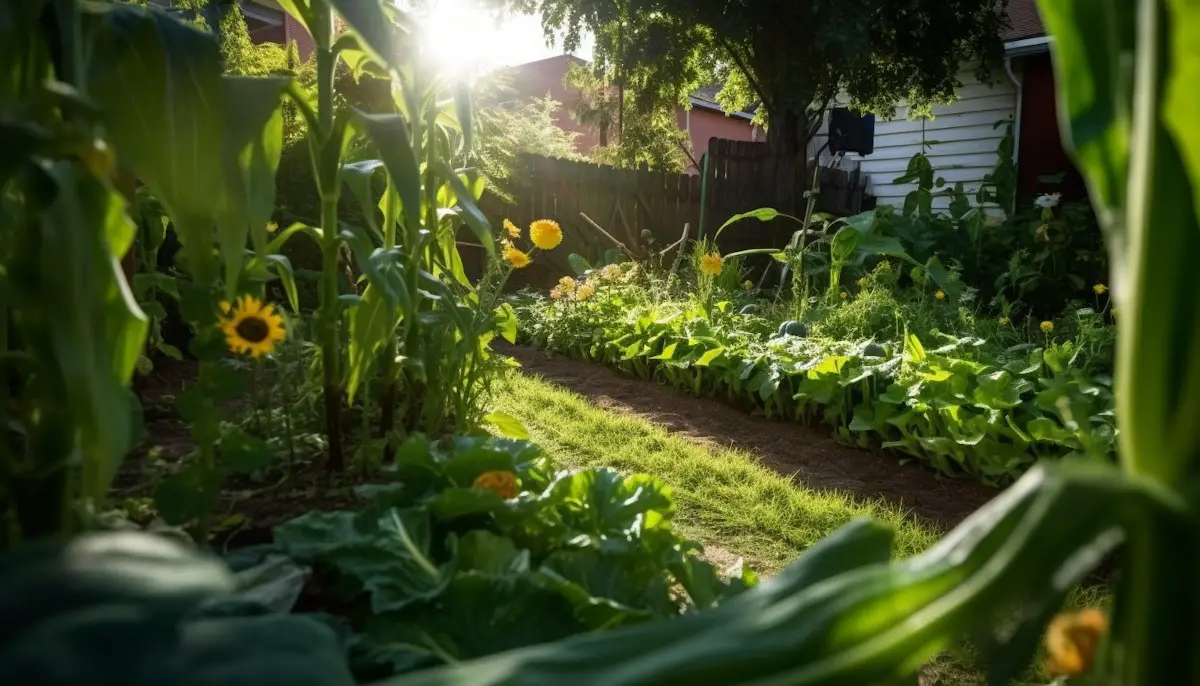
468;138;874;287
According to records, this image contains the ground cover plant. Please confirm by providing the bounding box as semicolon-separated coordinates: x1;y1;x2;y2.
2;0;1199;685
516;209;1117;486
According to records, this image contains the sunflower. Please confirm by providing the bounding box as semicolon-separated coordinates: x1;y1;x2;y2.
935;290;946;301
220;295;286;358
503;218;521;239
473;470;519;500
529;219;563;250
1041;320;1055;333
1093;283;1108;295
698;252;723;277
503;245;532;269
1044;609;1107;676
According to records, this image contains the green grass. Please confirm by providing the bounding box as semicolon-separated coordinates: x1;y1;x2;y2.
492;370;1111;685
492;370;942;574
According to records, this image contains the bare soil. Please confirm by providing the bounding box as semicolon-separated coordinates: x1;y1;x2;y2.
503;344;1000;530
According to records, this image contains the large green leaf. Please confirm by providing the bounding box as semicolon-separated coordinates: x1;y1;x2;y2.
363;572;583;667
87;3;224;283
275;507;452;614
354;112;422;241
714;207;781;241
537;549;672;629
0;533;354;686
219;76;289;299
433;160;496;258
37;164;147;502
327;0;399;73
347;283;400;402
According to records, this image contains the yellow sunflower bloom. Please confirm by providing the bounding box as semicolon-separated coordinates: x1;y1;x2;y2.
503;218;521;239
935;290;946;301
529;219;563;250
473;470;519;500
558;276;578;294
575;281;597;301
503;245;532;269
1093;283;1108;295
1041;320;1055;333
698;252;723;277
1044;609;1107;676
220;295;286;359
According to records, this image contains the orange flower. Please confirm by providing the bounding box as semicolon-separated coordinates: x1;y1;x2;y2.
1044;609;1108;676
472;470;519;499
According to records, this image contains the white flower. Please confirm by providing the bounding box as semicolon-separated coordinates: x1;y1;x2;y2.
1034;193;1062;209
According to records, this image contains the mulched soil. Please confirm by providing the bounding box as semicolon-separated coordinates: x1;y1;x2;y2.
502;344;1001;530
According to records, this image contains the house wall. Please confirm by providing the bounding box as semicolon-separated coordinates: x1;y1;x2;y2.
1016;52;1088;202
678;107;761;171
815;64;1018;212
503;55;603;153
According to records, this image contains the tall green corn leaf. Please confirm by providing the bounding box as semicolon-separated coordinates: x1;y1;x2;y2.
39;164;148;502
86;3;224;284
1043;0;1200;484
220;76;289;299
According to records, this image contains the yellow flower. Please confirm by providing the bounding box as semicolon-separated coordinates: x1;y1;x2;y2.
529;219;563;250
839;291;849;300
1093;283;1108;295
935;290;946;301
267;220;279;234
1041;320;1055;333
698;252;723;277
218;300;232;314
503;218;521;239
220;295;286;358
557;276;577;294
999;316;1010;325
575;281;597;301
743;280;754;291
1044;609;1107;676
503;245;532;269
472;470;519;500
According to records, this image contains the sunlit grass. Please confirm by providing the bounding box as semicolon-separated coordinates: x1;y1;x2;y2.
492;370;942;573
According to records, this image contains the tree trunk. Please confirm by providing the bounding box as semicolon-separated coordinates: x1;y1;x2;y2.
765;107;810;218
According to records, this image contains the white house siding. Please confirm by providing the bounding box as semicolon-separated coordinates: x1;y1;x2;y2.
813;65;1019;213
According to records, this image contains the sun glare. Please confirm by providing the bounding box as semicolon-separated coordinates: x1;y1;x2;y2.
418;0;507;77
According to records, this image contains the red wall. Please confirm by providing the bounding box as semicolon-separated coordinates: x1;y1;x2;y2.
1017;52;1087;202
678;107;760;172
504;55;603;152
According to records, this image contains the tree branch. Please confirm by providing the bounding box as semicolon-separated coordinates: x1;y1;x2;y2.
715;36;773;115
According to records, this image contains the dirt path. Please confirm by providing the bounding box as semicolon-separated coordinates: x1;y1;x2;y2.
504;345;999;530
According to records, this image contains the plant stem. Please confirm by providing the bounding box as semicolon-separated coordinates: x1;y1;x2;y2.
313;2;343;474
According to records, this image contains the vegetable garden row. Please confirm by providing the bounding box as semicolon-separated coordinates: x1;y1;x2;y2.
3;0;1199;684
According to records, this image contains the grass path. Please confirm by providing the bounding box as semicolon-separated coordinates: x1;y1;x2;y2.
493;371;942;574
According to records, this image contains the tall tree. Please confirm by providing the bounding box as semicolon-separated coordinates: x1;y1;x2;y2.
511;0;1007;214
